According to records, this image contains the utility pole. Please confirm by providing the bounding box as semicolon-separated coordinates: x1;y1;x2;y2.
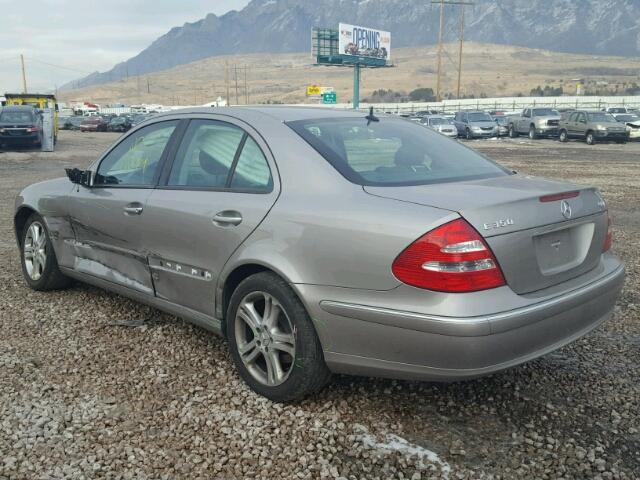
431;0;474;102
244;65;248;105
435;0;445;102
225;61;230;106
20;54;27;93
234;64;239;105
147;77;150;94
457;4;465;98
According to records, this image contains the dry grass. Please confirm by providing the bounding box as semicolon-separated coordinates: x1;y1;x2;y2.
59;42;640;106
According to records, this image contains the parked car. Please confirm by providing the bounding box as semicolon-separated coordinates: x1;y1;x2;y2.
613;113;640;141
80;116;108;132
0;105;43;148
419;115;458;138
13;107;624;402
508;107;560;139
63;116;85;131
492;116;509;136
604;107;630;114
453;111;498;139
107;116;132;133
559;111;629;145
131;114;151;127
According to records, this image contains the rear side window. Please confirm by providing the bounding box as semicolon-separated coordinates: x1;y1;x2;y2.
168;120;245;188
288;117;509;187
168;119;272;191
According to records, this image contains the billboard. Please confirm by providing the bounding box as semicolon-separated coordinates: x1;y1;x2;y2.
339;23;390;61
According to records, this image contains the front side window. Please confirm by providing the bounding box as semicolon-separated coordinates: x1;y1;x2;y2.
95;120;178;186
288;117;510;187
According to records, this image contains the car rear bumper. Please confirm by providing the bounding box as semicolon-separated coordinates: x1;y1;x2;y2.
0;132;39;145
298;254;624;381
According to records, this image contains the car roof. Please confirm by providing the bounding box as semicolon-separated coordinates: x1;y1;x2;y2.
149;106;373;123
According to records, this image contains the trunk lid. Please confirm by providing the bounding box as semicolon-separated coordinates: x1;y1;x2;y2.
364;175;608;294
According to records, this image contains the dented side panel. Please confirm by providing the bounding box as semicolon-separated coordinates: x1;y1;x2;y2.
66;187;155;294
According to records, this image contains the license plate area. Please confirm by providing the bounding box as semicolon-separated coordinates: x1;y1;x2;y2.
534;222;594;276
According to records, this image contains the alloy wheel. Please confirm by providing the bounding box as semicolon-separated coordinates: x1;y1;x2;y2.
234;291;296;387
24;222;47;281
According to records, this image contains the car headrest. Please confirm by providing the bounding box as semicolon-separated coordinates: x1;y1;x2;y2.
199;150;228;176
394;145;424;167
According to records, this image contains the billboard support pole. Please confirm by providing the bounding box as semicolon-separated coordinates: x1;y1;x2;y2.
353;63;361;110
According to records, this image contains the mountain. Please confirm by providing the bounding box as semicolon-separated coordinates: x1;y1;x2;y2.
64;0;640;90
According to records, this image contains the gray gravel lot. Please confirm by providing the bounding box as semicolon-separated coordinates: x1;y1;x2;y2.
1;132;639;479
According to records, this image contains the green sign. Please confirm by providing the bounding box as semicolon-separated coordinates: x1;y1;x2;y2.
322;92;337;104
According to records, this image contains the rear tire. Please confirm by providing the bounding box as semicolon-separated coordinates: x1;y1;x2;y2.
20;213;71;291
226;272;331;402
586;131;595;145
559;129;568;142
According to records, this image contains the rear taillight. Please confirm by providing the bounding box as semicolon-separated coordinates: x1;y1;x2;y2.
603;213;613;252
539;191;580;203
392;218;506;293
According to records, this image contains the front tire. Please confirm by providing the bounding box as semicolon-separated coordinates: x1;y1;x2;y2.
508;125;518;138
528;125;538;140
226;272;331;402
559;129;568;142
586;131;595;145
465;128;473;140
20;214;71;291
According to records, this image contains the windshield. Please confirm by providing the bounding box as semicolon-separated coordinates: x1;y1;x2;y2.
0;111;34;123
428;118;451;126
615;114;639;122
608;108;626;113
588;113;616;122
467;113;492;122
532;108;559;116
287;117;509;187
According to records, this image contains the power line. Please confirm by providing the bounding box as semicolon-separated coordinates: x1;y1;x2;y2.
27;58;94;75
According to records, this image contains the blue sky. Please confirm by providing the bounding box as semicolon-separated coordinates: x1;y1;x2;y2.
0;0;250;92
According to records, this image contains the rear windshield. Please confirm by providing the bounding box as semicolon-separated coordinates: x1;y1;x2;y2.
287;117;510;187
0;111;34;123
428;117;451;125
532;108;559;116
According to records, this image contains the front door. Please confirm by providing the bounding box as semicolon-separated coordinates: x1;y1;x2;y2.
66;120;180;294
141;118;279;316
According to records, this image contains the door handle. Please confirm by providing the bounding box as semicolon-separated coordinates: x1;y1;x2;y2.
123;205;143;215
213;211;242;227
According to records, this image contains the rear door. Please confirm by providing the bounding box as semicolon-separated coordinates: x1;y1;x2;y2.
66;120;181;294
141;117;279;316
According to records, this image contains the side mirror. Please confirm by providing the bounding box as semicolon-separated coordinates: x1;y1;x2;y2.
65;168;93;187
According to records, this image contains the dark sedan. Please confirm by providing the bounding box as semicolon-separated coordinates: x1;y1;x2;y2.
107;116;132;133
0;106;43;148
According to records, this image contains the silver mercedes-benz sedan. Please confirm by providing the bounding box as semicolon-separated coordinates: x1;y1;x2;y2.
14;107;625;402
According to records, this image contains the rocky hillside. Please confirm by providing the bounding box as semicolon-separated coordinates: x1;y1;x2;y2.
65;0;640;89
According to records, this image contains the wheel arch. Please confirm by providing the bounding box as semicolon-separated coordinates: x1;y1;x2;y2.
14;206;38;247
218;262;305;338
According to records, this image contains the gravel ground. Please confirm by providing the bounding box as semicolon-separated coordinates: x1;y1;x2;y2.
1;132;638;479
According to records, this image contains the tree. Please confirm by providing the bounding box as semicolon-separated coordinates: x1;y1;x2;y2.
409;87;435;102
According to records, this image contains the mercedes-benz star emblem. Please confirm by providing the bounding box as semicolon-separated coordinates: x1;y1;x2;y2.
560;200;572;219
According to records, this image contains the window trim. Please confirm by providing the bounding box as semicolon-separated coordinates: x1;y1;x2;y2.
158;118;274;194
91;119;186;190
